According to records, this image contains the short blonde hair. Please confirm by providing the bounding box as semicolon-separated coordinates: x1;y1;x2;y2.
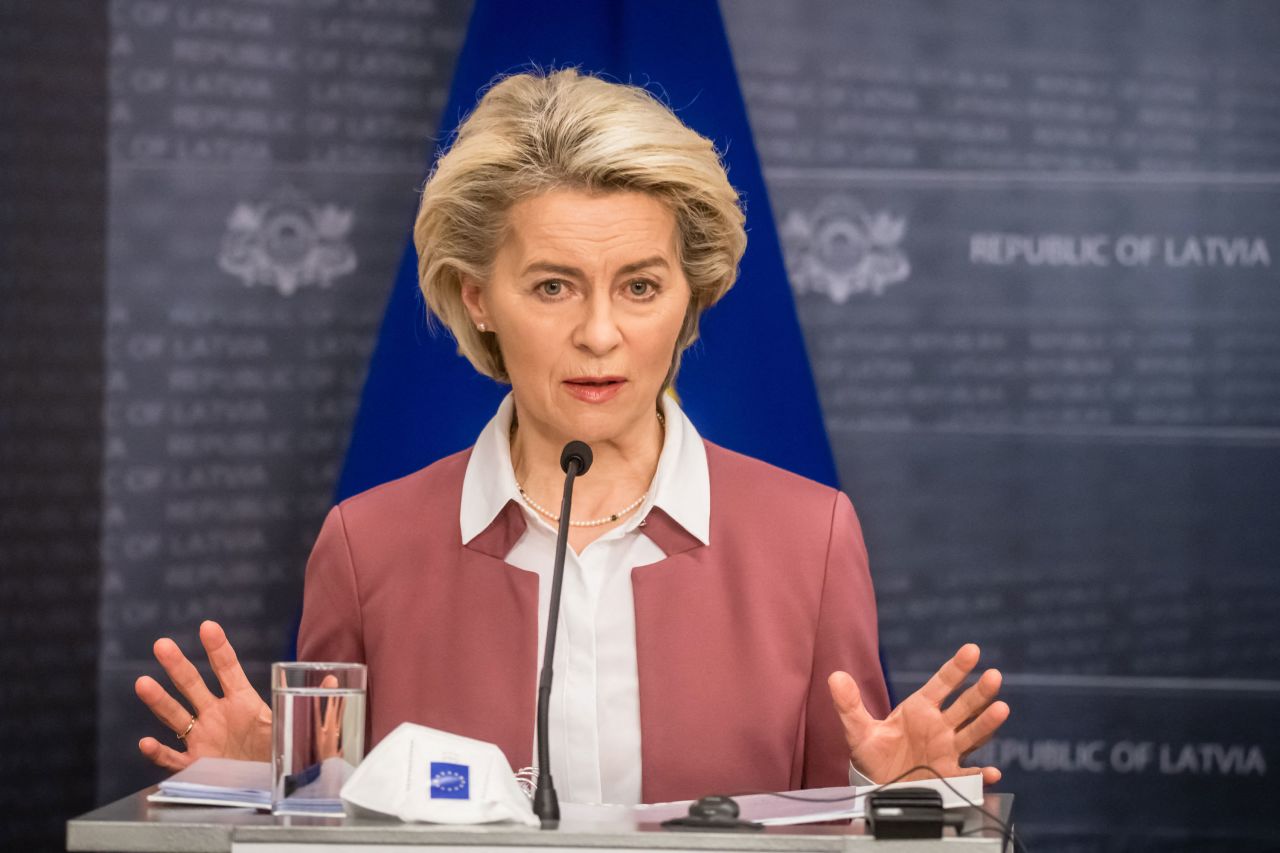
413;68;747;383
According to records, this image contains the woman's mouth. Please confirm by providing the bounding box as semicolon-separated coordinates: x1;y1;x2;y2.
563;376;626;403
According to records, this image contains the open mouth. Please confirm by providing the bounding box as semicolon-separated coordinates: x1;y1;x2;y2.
563;376;626;402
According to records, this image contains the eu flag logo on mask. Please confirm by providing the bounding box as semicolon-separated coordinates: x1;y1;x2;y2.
429;762;470;799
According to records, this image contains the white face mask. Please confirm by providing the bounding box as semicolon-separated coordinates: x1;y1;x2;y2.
340;722;539;826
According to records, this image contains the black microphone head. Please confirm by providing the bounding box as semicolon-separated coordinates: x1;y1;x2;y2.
560;441;593;476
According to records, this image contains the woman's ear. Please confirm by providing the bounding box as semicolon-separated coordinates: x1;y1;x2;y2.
460;275;489;330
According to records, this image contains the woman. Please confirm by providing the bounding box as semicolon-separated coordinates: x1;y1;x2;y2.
136;69;1008;805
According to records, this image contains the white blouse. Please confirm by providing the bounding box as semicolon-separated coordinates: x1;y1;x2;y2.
458;393;710;805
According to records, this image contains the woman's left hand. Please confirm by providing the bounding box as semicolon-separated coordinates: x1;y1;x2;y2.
828;643;1008;785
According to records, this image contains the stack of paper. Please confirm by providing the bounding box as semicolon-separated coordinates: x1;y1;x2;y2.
148;758;271;810
773;774;981;825
147;757;350;816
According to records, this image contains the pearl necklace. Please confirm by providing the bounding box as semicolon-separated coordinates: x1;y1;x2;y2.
517;482;647;527
514;409;664;528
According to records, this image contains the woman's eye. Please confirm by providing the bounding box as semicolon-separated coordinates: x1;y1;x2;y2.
627;279;656;298
537;280;566;298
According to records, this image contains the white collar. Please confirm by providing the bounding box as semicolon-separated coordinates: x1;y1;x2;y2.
459;393;710;548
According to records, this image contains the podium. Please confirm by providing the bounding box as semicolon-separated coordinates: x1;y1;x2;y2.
68;788;1015;852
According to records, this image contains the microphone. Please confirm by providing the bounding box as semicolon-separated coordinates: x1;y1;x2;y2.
532;440;592;827
560;440;593;477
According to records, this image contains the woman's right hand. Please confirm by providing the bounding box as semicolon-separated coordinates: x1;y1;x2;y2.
134;620;272;770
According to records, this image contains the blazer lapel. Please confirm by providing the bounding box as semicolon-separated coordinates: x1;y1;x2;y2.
444;501;539;771
465;499;528;559
638;506;704;558
632;507;718;802
457;502;718;794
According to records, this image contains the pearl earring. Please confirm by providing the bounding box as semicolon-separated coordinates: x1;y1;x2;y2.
477;323;487;332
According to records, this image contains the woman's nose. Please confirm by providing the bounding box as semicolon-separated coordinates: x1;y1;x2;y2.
572;293;622;355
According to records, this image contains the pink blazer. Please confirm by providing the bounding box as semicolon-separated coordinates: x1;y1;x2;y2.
298;441;889;804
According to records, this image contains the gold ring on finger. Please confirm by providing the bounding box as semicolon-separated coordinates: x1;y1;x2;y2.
176;715;196;741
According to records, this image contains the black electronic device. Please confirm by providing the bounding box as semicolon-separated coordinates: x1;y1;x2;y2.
660;795;764;832
866;786;946;839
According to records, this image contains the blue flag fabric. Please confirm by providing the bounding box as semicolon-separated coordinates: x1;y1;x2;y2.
336;0;838;501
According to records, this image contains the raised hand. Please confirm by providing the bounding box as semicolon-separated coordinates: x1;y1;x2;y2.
134;620;272;771
829;643;1008;785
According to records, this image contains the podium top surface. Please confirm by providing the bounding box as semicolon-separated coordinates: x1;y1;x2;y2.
67;787;1014;853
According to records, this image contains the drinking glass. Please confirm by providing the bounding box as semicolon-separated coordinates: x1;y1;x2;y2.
270;661;367;816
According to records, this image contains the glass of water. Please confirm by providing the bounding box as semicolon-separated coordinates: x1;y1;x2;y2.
271;661;367;816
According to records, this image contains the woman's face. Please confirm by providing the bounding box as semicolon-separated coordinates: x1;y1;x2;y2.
462;188;691;446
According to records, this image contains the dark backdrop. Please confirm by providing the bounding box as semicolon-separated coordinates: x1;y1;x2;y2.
0;1;106;846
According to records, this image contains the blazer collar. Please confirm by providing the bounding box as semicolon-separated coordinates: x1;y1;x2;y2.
464;499;527;560
464;500;704;563
639;506;705;558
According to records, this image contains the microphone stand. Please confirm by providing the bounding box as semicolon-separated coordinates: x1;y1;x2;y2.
532;441;592;828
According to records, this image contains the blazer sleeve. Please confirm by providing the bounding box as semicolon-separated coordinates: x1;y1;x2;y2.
297;505;366;664
802;491;891;788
